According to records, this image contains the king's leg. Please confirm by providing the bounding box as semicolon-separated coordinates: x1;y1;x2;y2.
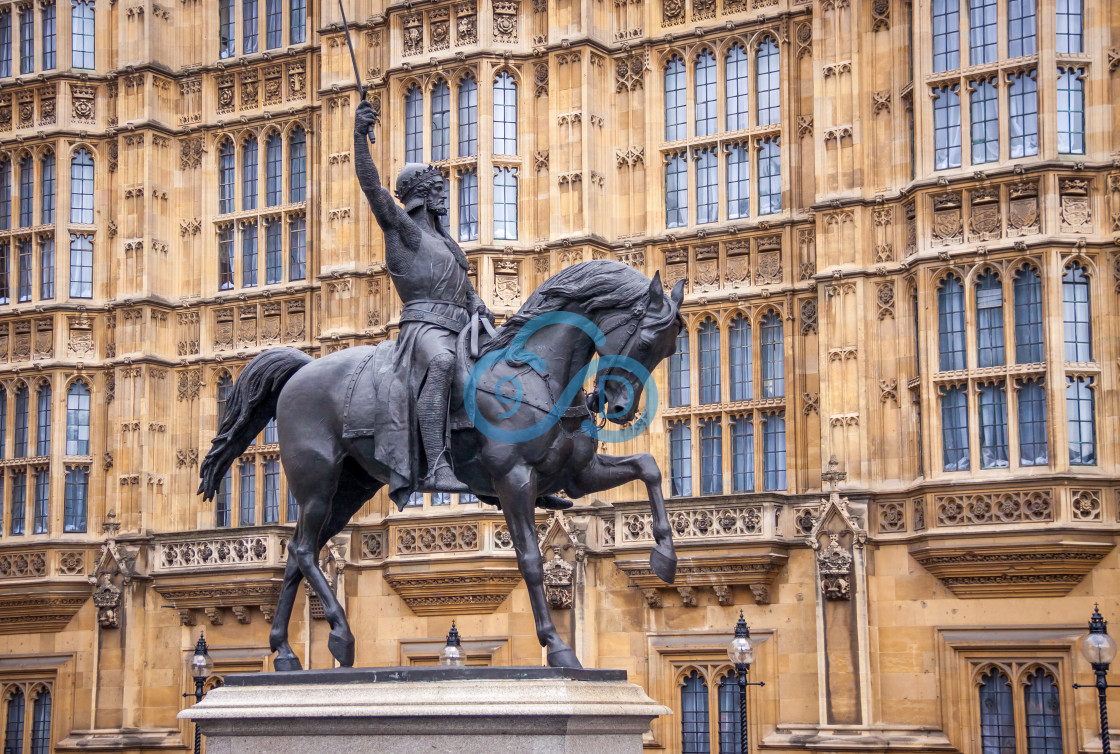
417;352;467;491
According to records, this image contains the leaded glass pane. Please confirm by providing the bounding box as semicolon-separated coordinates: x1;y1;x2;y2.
666;154;688;228
1067;376;1095;465
978;669;1016;754
698;319;720;404
941;386;969;471
933;86;962;169
932;0;960;71
938;276;966;371
975;270;1004;367
729;316;751;401
725;46;749;131
1018;379;1047;467
665;57;686;141
699;418;722;495
970;78;998;164
1057;68;1084;155
1008;70;1038;159
1014;267;1044;363
670;330;690;407
1024;669;1063;754
1062;263;1091;362
978;382;1008;469
680;671;709;754
669;421;691;497
695;50;716;137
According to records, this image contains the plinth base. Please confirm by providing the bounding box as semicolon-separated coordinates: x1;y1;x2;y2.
179;667;670;754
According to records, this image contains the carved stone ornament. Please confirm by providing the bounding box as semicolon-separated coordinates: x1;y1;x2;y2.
817;531;853;600
543;553;574;609
88;511;139;629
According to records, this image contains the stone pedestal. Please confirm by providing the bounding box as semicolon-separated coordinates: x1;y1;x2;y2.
179;667;669;754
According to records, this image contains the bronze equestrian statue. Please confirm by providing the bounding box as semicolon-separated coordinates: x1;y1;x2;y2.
197;102;685;672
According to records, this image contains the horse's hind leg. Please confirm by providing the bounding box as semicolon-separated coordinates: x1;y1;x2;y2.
270;552;305;671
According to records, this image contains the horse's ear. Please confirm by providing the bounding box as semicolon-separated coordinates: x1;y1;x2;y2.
671;279;685;308
648;271;664;311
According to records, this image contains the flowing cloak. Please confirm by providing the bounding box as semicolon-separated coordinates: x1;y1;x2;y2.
368;229;472;509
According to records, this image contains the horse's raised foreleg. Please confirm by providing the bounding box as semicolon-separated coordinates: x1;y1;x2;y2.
496;466;582;669
570;452;677;584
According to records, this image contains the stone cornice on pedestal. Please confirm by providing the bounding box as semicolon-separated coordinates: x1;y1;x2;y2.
614;547;789;607
383;560;523;615
908;531;1115;598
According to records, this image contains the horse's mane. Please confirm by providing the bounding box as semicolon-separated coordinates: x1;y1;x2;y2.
480;259;678;358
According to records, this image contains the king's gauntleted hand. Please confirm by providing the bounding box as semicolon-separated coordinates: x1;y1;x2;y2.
355;100;377;144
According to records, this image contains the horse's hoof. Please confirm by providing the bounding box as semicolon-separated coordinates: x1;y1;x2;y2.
273;655;303;672
650;546;677;584
547;647;583;669
328;630;356;667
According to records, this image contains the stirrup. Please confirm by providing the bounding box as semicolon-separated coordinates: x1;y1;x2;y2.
418;461;469;493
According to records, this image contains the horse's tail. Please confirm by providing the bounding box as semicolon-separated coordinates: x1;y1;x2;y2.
197;347;313;501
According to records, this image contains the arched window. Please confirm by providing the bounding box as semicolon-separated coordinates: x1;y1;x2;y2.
218;225;234;291
664;56;686;141
64;466;88;533
217;140;235;214
932;0;960;71
680;670;709;754
699;417;721;495
698;319;720;404
1018;378;1047;466
937;276;966;371
978;669;1015;753
289;127;306;203
941;385;969;471
1023;668;1063;753
68;233;92;298
219;0;235;58
10;471;25;535
1067;376;1095;466
65;381;90;455
71;0;94;68
1007;0;1035;57
458;74;478;157
13;384;28;458
216;374;233;427
760;311;783;398
670;329;690;407
932;85;962;170
431;80;450;162
42;3;56;70
762;411;786;491
731;414;754;492
978;382;1008;469
696;148;717;225
263;458;280;523
975;270;1004;368
1013;266;1043;363
404;85;423;162
969;0;996;64
0;158;9;230
241;137;258;210
243;0;259;53
695;49;716;137
18;154;32;227
6;687;25;754
729;315;752;401
216;469;232;527
1008;70;1038;159
1056;0;1082;53
290;0;306;43
493;72;518;155
40;236;55;300
242;221;257;287
725;44;749;131
665;153;687;229
458;169;478;242
757;138;781;215
1062;262;1091;362
970;77;998;165
669;420;691;497
265;0;281;48
1057;67;1085;155
265;133;282;206
30;688;50;754
239;459;255;525
0;13;10;78
35;383;50;456
32;468;47;534
717;671;742;753
40;153;54;224
727;144;750;220
493;167;517;240
69;148;93;224
755;37;779;125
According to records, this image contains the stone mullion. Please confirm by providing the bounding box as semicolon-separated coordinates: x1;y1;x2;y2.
1035;0;1059;160
478;62;495;246
1043;247;1067;473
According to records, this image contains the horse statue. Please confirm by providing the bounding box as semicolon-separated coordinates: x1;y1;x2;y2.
198;259;685;670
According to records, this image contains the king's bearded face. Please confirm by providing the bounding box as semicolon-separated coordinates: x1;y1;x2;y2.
424;179;449;215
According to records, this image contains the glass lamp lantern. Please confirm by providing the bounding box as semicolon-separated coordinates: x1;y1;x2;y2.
439;621;465;667
728;611;754;667
190;633;214;682
1082;605;1118;668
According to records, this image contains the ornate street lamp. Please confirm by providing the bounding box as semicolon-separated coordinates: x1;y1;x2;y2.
439;621;466;667
185;633;214;754
727;611;765;754
1074;605;1118;754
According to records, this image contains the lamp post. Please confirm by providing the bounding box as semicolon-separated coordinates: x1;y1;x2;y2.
184;632;214;754
439;621;466;667
1073;605;1118;754
727;611;765;754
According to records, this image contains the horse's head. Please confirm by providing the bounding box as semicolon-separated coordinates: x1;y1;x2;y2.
594;271;685;424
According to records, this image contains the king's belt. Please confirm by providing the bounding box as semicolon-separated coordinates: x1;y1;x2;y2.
399;299;470;332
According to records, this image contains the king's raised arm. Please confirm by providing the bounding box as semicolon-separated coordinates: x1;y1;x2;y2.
353;100;413;238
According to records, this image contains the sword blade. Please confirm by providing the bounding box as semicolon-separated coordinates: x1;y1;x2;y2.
338;0;373;144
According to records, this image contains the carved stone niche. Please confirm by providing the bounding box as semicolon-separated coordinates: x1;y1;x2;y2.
384;563;523;616
614;547;788;609
909;532;1114;599
88;529;139;629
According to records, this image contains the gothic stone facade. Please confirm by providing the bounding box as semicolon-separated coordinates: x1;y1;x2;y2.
0;0;1116;751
